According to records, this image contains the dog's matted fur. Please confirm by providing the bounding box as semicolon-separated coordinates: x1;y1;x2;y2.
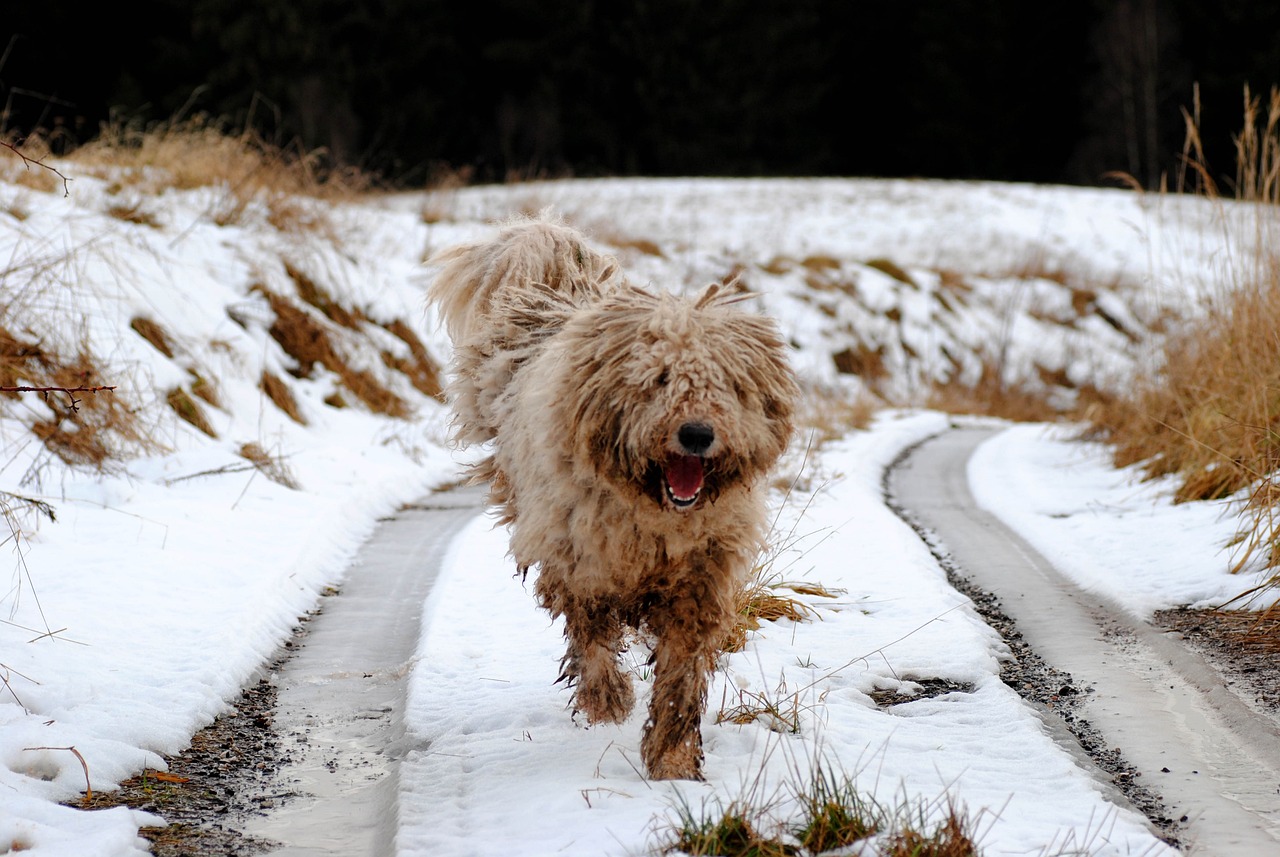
427;213;798;780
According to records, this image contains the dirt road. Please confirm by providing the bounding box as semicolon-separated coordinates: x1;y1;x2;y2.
889;425;1280;855
235;425;1280;855
243;487;484;856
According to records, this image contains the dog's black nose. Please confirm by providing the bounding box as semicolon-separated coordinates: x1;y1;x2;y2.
677;422;715;455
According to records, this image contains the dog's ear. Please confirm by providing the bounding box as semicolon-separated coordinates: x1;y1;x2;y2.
695;281;757;309
694;282;723;308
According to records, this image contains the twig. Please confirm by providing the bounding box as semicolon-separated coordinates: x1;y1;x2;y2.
23;745;92;802
1;140;72;195
0;491;57;522
2;663;32;712
0;384;117;413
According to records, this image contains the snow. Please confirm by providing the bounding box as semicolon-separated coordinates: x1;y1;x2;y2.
0;167;1271;855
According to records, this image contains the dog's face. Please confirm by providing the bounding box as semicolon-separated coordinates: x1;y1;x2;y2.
562;286;797;512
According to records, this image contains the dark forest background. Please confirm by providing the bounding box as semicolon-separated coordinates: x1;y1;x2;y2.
3;0;1278;189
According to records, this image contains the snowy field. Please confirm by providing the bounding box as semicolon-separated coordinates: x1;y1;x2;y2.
0;170;1271;855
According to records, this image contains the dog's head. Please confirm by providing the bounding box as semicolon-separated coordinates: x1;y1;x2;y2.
561;285;797;512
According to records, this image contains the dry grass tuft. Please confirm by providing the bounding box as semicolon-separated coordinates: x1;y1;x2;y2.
656;759;986;857
926;359;1064;424
880;804;981;857
716;682;810;734
382;318;444;400
831;343;887;382
61;115;375;201
130;317;175;358
107;200;163;228
1086;85;1280;593
724;463;844;655
239;442;300;490
723;560;841;655
663;796;792;857
284;263;364;328
260;370;307;424
792;764;882;853
2;326;151;467
166;388;217;438
795;387;879;447
865;258;918;288
188;372;221;409
257;287;411;419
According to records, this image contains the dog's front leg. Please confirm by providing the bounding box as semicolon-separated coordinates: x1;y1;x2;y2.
640;603;721;781
559;599;635;725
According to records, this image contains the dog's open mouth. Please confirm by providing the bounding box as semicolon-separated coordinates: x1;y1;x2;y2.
662;455;705;509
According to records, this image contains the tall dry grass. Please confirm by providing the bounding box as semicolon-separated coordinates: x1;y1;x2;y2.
56;114;375;198
1086;85;1280;600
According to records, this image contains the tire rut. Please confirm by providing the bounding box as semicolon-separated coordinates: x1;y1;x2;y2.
886;424;1280;855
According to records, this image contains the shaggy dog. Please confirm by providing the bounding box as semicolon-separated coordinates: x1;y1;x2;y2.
427;213;797;780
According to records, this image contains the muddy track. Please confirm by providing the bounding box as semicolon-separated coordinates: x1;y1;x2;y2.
240;487;484;856
887;425;1280;855
84;486;485;856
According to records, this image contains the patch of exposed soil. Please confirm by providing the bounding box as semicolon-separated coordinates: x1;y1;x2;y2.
1153;608;1280;718
78;613;318;855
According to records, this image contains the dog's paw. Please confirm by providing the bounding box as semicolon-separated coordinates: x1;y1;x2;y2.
643;752;704;781
573;669;635;725
640;729;705;781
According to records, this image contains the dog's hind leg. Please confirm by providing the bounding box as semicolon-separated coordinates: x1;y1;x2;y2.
557;598;635;725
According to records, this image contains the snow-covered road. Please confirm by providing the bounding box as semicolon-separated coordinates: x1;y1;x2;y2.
236;422;1280;856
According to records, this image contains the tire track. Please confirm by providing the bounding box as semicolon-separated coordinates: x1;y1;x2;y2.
243;487;483;856
888;425;1280;855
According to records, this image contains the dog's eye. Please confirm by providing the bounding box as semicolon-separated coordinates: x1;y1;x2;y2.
655;370;669;388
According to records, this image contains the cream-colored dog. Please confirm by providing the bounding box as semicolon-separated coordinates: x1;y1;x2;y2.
428;213;797;780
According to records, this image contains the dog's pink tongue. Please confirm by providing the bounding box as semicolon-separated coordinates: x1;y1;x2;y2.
665;455;705;500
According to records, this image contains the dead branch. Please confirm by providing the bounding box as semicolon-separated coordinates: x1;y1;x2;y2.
23;745;92;803
1;140;71;195
0;384;116;412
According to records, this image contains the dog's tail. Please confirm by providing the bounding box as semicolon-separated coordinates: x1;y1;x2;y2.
427;210;620;346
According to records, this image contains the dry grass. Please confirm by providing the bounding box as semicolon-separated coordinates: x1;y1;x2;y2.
926;358;1064;424
1085;85;1280;599
256;286;411;419
239;442;300;490
880;805;981;857
382;318;444;400
57;115;375;201
260;370;307;424
2;326;152;468
655;759;986;857
24;115;381;237
794;386;880;447
723;468;843;656
130;317;175;358
663;797;792;857
166;388;217;438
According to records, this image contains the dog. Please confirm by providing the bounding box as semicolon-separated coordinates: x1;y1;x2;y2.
427;212;797;780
